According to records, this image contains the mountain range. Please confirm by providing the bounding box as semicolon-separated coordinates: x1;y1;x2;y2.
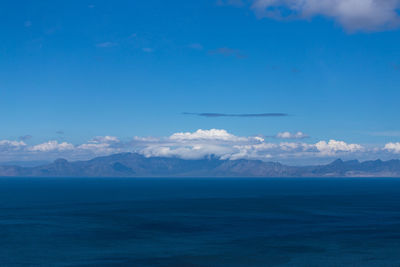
1;153;400;177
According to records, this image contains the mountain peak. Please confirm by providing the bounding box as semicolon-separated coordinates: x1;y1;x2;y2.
330;159;344;165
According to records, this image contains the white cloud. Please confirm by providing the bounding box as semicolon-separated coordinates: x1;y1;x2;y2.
170;129;247;142
384;142;400;153
133;136;160;142
315;139;363;155
251;0;400;32
139;129;268;160
280;142;303;150
276;131;308;139
230;143;276;160
78;143;111;151
30;141;74;152
253;136;265;142
0;140;26;151
89;136;120;144
78;136;121;153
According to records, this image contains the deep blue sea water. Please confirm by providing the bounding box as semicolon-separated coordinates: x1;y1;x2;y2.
1;178;400;266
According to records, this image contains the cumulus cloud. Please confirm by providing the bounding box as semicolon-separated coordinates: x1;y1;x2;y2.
231;141;314;160
139;129;260;159
384;142;400;153
29;141;74;152
170;129;247;142
250;0;400;32
315;139;364;155
276;131;308;139
0;140;26;151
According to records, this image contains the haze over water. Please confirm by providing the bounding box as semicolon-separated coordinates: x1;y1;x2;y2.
1;177;400;266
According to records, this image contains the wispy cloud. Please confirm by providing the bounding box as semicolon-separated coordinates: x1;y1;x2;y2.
183;112;288;117
220;0;400;32
24;21;32;28
291;68;301;73
250;0;400;32
393;63;400;71
209;47;247;59
188;43;204;50
142;47;154;53
370;131;400;137
96;42;118;48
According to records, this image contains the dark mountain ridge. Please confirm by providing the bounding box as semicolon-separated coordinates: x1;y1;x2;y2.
1;153;399;177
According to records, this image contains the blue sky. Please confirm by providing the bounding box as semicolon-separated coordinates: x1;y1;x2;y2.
1;0;400;163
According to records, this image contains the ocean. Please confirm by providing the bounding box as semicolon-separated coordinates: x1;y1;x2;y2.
0;177;400;266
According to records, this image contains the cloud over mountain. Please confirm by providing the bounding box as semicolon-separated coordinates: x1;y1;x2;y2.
29;141;74;152
0;140;26;151
315;140;364;155
385;142;400;153
170;129;247;142
0;129;399;164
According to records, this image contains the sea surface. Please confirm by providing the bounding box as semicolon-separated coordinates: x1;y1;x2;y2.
1;177;400;266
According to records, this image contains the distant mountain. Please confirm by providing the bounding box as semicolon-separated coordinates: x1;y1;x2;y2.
1;153;400;177
0;160;50;167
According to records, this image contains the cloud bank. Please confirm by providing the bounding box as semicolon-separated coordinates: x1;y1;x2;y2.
1;129;399;164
